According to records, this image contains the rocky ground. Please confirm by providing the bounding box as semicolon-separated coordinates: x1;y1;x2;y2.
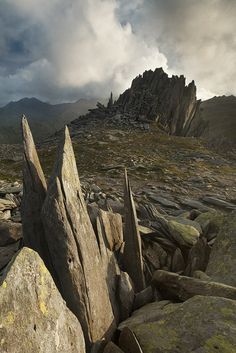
0;115;236;352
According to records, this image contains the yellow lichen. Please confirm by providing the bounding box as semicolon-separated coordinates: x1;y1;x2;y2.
39;262;48;274
205;335;236;352
2;281;7;289
1;338;5;345
37;262;49;316
5;312;15;325
39;301;48;316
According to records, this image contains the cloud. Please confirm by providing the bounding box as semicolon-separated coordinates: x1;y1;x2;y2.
0;0;236;105
0;0;167;105
128;0;236;99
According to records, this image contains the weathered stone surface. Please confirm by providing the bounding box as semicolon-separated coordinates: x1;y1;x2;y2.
123;169;145;292
185;237;210;276
21;116;51;269
118;271;135;321
0;198;16;211
98;209;123;251
0;210;11;220
206;212;236;286
152;270;236;301
119;327;143;353
118;300;175;331
202;196;236;210
168;220;200;248
133;286;155;311
122;296;236;353
195;210;225;241
171;247;185;273
0;221;22;246
0;247;85;353
96;216;121;325
41;127;115;348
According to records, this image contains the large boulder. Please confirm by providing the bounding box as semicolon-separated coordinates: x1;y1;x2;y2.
206;211;236;286
119;295;236;353
0;247;85;353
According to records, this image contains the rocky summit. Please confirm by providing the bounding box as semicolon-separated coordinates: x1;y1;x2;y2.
116;68;199;136
0;68;235;353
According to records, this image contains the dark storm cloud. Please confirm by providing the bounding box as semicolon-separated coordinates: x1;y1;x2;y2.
0;0;235;105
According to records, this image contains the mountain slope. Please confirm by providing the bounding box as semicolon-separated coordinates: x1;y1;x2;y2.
187;95;236;144
0;97;101;143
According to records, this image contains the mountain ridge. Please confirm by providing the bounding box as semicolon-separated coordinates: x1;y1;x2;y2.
0;97;106;143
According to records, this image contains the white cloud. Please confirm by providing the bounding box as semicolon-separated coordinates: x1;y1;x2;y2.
0;0;168;105
1;0;236;105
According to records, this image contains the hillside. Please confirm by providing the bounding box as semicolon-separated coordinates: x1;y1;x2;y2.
0;97;102;143
188;95;236;144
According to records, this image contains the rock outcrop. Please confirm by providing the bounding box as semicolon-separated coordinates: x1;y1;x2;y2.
41;127;115;349
116;68;200;135
0;247;85;353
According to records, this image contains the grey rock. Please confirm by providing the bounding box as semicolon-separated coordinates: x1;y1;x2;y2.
0;210;11;221
98;209;123;251
0;247;85;353
171;248;185;273
120;296;236;353
118;300;175;331
180;198;211;212
123;169;145;292
202;196;236;210
41;127;115;348
185;237;211;276
152;270;236;301
103;342;125;353
21;116;52;271
0;198;16;211
118;271;135;321
133;286;155;311
0;221;22;246
147;194;180;209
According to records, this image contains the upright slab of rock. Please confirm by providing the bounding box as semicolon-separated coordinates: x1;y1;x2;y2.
41;127;115;349
206;212;236;286
21;116;51;268
123;169;145;292
0;247;85;353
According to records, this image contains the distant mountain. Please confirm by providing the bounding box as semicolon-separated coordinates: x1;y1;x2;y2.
188;95;236;144
0;97;104;143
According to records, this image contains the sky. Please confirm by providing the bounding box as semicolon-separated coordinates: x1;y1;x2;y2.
0;0;236;106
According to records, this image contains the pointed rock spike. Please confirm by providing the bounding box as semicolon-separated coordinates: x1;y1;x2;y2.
41;126;115;349
123;169;145;292
21;115;52;270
